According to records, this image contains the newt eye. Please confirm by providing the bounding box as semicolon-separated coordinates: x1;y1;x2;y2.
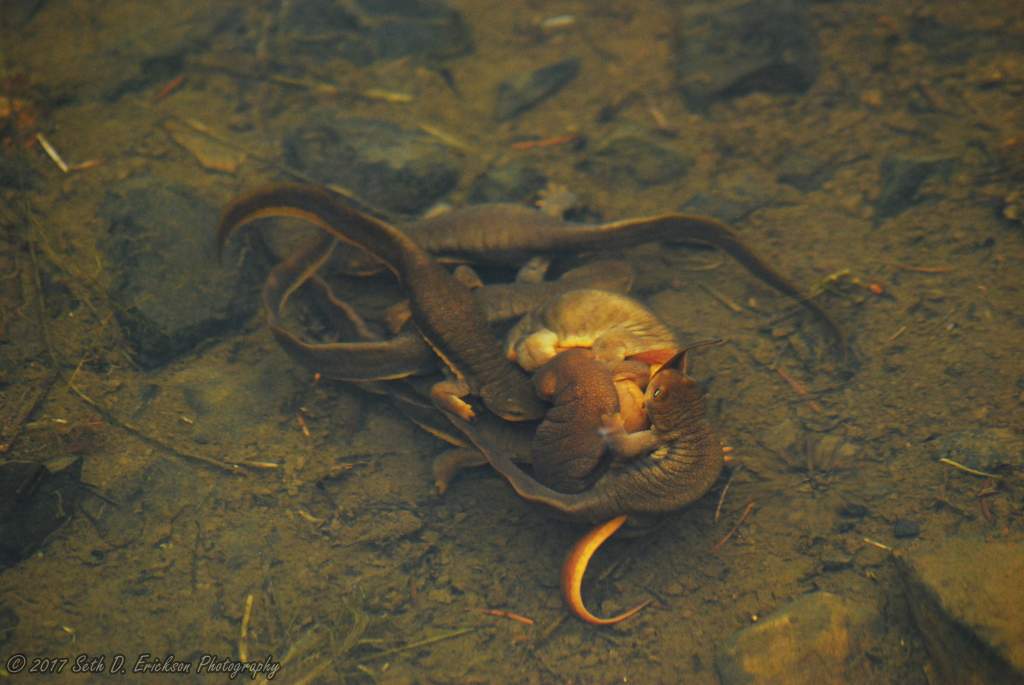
652;388;663;399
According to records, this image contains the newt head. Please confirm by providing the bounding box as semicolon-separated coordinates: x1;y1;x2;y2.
645;340;722;429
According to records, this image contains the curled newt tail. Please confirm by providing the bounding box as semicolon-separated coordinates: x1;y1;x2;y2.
562;515;651;625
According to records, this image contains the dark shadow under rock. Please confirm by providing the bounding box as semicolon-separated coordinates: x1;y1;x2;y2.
0;457;82;570
494;58;580;121
284;115;460;215
672;0;818;110
582;134;691;188
875;153;956;222
100;181;263;369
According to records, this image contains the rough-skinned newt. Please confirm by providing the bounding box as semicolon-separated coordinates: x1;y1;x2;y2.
440;346;721;624
506;289;679;371
530;349;653;493
348;202;848;366
257;231;637;388
217;183;544;422
444;345;724;625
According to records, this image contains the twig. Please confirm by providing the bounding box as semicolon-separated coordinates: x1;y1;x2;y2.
697;282;744;313
511;134;578;151
714;465;742;524
892;263;953;273
239;593;255;662
774;366;824;413
712;500;755;553
862;538;892;552
36;133;69;173
885;325;907;343
938;458;1002;480
355;627;476;663
480;609;534;626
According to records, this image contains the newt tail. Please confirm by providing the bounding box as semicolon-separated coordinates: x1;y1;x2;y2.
561;515;651;625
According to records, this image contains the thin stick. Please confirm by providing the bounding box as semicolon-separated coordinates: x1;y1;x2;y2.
774;366;824;413
892;264;953;273
36;133;69;173
862;538;892;552
355;628;476;663
698;282;744;313
712;500;755;553
714;465;742;524
938;458;1002;480
480;609;534;626
885;325;907;343
239;593;255;661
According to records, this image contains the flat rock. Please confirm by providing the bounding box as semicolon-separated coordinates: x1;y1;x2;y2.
673;0;818;109
583;134;691;188
875;153;956;221
897;536;1024;684
280;0;472;65
164;120;245;174
283;116;460;215
494;58;580;121
925;427;1023;474
100;181;262;369
715;591;884;684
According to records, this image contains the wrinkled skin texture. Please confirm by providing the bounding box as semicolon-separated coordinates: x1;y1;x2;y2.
530;349;651;493
506;289;680;371
445;348;724;523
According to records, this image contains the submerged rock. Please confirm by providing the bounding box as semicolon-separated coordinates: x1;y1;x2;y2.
283;116;460;215
925;427;1023;474
467;161;548;205
280;0;472;65
672;0;818;110
494;58;580;121
715;591;884;684
875;153;956;222
582;134;691;188
897;537;1024;683
100;182;262;369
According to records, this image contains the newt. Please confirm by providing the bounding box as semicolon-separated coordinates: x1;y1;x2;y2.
257;231;636;386
230;185;848;365
506;289;679;371
346;202;848;365
217;184;544;421
530;349;653;493
443;344;724;624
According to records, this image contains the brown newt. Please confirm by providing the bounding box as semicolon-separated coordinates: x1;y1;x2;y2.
530;349;652;493
384;203;849;365
217;184;544;421
257;232;637;386
444;342;724;521
442;344;724;625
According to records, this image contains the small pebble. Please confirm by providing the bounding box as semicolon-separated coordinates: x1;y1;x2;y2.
839;503;869;519
893;519;921;539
